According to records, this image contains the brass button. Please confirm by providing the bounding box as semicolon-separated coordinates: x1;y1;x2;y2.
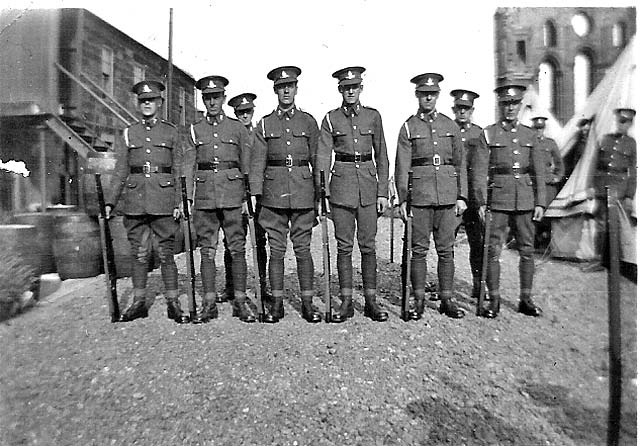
146;137;151;142
286;141;291;145
146;149;151;154
213;133;218;137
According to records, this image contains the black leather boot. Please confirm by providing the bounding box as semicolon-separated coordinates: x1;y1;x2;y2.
233;293;256;323
301;294;322;323
268;293;285;321
439;295;465;319
410;293;425;320
482;294;500;319
193;292;218;324
364;290;388;322
518;297;542;317
119;289;148;322
166;296;190;324
332;294;353;323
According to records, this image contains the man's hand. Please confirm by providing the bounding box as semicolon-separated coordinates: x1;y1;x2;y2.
478;205;486;224
104;205;113;220
377;197;388;215
623;197;634;215
455;199;467;217
532;206;545;222
399;201;411;222
173;207;181;221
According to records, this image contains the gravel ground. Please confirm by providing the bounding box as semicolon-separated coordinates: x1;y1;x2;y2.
0;216;636;446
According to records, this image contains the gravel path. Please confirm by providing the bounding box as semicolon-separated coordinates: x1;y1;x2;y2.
1;217;636;445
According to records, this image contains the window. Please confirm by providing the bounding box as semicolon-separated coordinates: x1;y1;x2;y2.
538;61;557;115
517;40;526;64
574;52;592;113
571;13;591;37
101;46;114;95
612;22;626;48
133;65;145;85
543;20;557;47
178;87;186;126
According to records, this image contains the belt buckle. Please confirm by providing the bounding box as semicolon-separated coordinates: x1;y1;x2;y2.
285;154;293;168
143;162;151;175
433;154;441;167
354;151;361;163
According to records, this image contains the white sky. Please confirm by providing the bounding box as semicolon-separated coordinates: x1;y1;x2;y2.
4;0;636;163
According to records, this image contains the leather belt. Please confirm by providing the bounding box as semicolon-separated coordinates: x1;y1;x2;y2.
492;166;531;175
197;161;239;171
130;164;172;174
411;155;450;167
267;156;309;167
335;152;372;163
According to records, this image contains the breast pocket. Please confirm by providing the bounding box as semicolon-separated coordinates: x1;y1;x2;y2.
153;142;173;164
410;134;428;153
437;132;454;154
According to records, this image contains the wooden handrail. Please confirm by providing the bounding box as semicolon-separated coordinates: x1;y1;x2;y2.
80;71;138;123
54;62;133;126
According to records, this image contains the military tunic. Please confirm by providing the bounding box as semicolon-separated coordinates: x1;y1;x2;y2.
458;121;485;281
594;133;636;200
395;110;467;297
184;112;251;295
250;107;320;293
317;102;389;291
538;135;564;206
107;117;183;291
471;120;546;298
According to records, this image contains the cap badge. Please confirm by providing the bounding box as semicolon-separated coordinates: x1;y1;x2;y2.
240;97;249;105
346;70;355;79
141;84;152;93
426;77;434;86
281;70;290;79
507;88;516;96
208;80;216;89
461;93;469;101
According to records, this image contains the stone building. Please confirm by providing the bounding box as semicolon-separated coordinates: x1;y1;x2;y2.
494;7;635;123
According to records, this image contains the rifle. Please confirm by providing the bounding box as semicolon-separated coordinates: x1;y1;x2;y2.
95;173;120;322
180;176;197;322
400;171;413;321
477;185;492;316
244;174;267;322
319;171;332;323
389;176;396;263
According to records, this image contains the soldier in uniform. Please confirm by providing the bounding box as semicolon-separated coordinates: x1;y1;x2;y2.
531;116;564;249
593;108;636;209
317;66;390;323
395;73;468;320
450;88;484;301
564;116;593;182
249;66;321;323
184;76;255;323
471;83;546;319
106;80;189;323
220;92;271;305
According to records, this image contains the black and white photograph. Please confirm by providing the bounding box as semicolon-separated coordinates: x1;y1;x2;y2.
0;1;636;444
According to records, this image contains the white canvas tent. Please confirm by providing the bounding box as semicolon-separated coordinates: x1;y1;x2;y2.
518;88;563;141
544;36;637;262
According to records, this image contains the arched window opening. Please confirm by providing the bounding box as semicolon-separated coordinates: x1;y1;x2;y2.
543;20;557;47
538;61;557;115
612;22;626;48
574;52;592;113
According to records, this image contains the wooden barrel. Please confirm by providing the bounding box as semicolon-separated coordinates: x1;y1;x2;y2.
82;152;118;217
11;213;57;274
0;225;41;278
46;204;78;213
52;213;102;279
